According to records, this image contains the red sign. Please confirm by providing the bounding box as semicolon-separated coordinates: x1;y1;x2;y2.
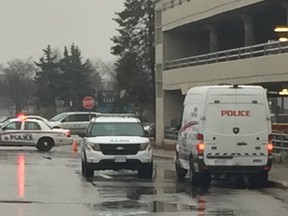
82;96;95;109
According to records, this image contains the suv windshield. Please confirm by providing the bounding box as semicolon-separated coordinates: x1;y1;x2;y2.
89;122;144;137
50;113;67;121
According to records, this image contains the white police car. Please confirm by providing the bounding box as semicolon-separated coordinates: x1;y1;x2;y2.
80;114;153;178
0;116;73;151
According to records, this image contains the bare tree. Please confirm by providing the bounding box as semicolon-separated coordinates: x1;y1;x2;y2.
93;59;116;90
1;57;36;114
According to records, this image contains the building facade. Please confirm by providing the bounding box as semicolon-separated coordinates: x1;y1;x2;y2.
155;0;288;144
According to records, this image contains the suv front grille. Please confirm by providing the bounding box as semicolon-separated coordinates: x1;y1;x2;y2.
100;144;140;155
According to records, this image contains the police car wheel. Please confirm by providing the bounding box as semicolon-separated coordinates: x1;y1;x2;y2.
36;138;54;152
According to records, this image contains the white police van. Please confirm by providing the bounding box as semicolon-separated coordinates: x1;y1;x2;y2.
175;85;272;186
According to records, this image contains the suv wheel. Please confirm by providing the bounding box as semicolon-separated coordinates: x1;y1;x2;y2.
138;161;153;179
81;159;94;178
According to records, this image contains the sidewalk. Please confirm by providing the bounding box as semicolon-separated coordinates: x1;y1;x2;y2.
269;164;288;187
152;147;288;188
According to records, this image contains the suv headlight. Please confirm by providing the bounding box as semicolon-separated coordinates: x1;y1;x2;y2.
139;142;150;151
87;142;101;151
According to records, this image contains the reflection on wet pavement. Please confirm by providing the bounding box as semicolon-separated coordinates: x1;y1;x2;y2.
17;154;25;198
1;146;288;216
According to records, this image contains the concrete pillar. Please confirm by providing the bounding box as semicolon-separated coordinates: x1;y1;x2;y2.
155;97;164;145
280;2;288;25
206;25;219;52
240;14;255;46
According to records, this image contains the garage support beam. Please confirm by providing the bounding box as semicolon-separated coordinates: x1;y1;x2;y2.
280;2;288;25
206;24;219;53
240;15;255;46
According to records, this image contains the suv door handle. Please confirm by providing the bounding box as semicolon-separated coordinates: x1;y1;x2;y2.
237;142;247;146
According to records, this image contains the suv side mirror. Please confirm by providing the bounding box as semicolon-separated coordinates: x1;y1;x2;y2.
78;132;86;138
143;130;149;137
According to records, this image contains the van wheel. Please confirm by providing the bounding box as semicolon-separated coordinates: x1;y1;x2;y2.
189;160;211;187
200;171;212;187
36;138;54;152
175;160;187;180
138;161;153;179
189;160;200;186
248;172;268;188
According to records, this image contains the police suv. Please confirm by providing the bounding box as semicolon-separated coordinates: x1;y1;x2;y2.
80;114;153;178
0;116;73;151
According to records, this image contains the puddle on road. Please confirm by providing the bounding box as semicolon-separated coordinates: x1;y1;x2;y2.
89;200;236;215
0;200;43;204
126;187;157;200
88;200;199;213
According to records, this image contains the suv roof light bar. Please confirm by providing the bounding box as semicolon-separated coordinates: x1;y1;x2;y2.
95;113;137;117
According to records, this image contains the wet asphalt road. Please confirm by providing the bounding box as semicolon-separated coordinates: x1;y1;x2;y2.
0;146;288;216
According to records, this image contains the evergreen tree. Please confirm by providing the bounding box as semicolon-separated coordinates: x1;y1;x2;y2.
34;45;61;116
111;0;155;115
59;44;95;110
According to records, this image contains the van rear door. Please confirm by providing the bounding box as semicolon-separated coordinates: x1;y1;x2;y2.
203;89;237;166
234;89;269;166
203;87;270;167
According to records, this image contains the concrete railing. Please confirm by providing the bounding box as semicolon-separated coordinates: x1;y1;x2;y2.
164;127;178;140
271;132;288;154
164;41;288;70
162;0;189;10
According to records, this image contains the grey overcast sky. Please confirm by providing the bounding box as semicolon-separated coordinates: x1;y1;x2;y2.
0;0;124;63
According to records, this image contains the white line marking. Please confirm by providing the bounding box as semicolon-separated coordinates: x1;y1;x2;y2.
99;174;112;179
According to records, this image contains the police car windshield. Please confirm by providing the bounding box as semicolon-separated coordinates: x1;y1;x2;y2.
89;122;144;137
50;113;67;121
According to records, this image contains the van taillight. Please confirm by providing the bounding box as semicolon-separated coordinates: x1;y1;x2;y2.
267;134;273;153
267;143;273;153
66;131;71;138
197;143;205;155
196;133;205;155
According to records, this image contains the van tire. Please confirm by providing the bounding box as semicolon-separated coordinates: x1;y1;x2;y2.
189;160;200;186
201;171;212;187
36;138;54;152
138;161;153;179
189;159;211;187
248;172;268;187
